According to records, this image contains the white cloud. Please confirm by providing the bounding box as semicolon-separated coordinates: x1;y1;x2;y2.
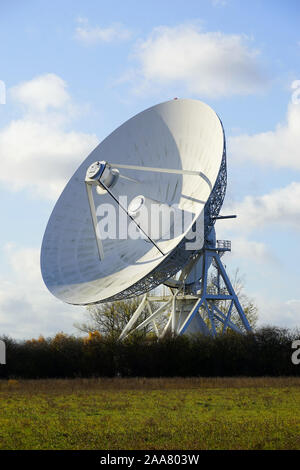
291;79;300;104
0;119;98;199
0;74;99;199
227;237;277;265
256;296;300;329
75;17;131;44
11;74;69;112
0;244;84;339
132;24;268;97
224;181;300;233
229;102;300;170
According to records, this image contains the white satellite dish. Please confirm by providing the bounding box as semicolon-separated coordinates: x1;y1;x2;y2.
41;98;252;338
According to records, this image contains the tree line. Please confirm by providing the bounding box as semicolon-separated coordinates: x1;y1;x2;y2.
0;326;299;379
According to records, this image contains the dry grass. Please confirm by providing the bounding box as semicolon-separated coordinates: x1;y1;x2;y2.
1;376;300;394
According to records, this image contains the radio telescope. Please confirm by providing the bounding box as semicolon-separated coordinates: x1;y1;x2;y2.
41;99;252;338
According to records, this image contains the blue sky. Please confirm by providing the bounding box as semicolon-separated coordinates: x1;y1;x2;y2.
0;0;299;338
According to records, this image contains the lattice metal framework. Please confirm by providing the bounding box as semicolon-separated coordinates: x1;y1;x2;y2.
205;141;227;236
118;241;252;340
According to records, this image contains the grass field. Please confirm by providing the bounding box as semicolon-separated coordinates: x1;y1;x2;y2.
0;377;299;450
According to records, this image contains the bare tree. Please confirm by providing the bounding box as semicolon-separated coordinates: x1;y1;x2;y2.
207;268;258;332
74;297;151;339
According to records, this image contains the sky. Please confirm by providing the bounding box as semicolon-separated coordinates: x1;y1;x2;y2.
0;0;299;339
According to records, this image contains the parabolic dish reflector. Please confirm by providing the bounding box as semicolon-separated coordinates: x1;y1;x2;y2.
41;99;226;305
